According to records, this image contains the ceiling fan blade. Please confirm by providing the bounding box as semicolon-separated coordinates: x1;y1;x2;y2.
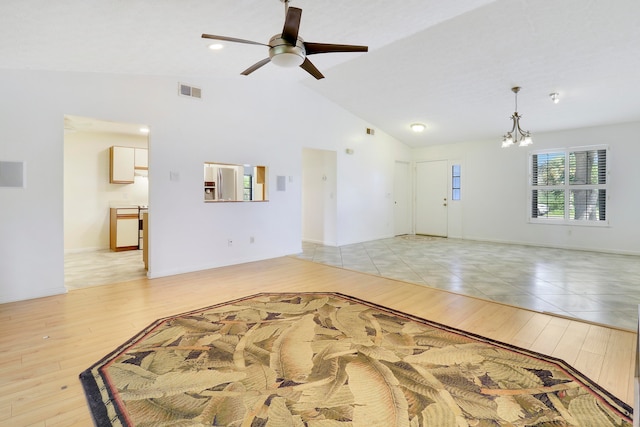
241;58;271;76
300;58;324;80
202;34;268;47
282;7;302;45
304;42;369;55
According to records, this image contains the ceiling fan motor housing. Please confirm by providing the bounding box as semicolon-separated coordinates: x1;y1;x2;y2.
269;35;306;67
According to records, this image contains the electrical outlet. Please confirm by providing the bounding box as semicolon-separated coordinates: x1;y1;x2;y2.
227;239;233;247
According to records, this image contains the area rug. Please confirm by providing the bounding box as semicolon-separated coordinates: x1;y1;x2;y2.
80;292;633;426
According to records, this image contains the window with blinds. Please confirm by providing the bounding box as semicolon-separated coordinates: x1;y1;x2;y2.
530;146;608;224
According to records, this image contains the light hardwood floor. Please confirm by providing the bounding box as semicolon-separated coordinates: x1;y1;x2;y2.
1;257;636;426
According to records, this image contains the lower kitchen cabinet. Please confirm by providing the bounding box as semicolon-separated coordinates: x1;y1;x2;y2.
110;208;139;251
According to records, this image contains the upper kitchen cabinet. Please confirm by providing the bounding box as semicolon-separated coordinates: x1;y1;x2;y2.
135;148;148;170
110;146;148;183
110;146;134;183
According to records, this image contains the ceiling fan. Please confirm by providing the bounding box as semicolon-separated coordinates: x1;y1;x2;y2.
201;0;368;80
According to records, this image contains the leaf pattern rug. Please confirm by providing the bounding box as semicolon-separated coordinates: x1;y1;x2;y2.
80;292;633;426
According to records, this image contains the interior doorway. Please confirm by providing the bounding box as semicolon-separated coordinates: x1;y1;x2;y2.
301;148;337;246
415;160;448;237
63;115;149;289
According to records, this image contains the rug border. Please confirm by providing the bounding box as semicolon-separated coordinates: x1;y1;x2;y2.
79;367;123;427
79;291;634;425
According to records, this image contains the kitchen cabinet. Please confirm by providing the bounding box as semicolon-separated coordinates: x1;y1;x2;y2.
110;146;148;183
110;208;140;251
134;148;148;170
110;146;135;183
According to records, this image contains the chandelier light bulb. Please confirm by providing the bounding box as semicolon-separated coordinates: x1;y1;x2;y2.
519;134;533;147
502;134;514;148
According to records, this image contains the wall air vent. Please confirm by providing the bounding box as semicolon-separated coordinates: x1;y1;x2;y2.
178;83;202;99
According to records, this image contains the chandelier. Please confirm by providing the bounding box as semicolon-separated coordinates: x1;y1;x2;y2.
501;86;532;148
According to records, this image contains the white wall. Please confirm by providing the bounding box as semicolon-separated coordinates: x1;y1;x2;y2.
64;130;148;252
0;69;411;303
335;132;412;246
413;121;640;255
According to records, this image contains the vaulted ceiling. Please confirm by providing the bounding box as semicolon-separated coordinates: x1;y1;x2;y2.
3;0;639;146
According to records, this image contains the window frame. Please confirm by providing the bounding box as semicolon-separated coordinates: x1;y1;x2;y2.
528;145;609;226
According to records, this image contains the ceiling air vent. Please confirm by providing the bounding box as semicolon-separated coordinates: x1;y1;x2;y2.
178;83;202;99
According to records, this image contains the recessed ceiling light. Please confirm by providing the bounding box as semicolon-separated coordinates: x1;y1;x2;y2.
410;123;426;132
139;127;150;134
208;43;224;51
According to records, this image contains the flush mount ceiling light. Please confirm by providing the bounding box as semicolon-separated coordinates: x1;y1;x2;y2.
501;86;532;148
139;127;150;134
410;123;426;132
208;43;224;51
550;92;560;104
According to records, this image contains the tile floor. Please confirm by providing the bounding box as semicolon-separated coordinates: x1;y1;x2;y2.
294;236;640;331
65;237;640;330
64;249;147;290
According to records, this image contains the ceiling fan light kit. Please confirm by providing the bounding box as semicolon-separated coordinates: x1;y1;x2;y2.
201;0;368;79
268;36;306;67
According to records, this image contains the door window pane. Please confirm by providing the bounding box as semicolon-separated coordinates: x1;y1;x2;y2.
452;165;461;201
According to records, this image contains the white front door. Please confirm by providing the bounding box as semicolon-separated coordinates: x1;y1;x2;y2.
394;161;411;236
416;160;448;237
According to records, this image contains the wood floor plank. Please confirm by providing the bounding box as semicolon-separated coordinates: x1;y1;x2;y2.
600;330;636;400
510;312;553;348
582;324;613;355
551;320;590;365
0;257;635;426
530;316;571;356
